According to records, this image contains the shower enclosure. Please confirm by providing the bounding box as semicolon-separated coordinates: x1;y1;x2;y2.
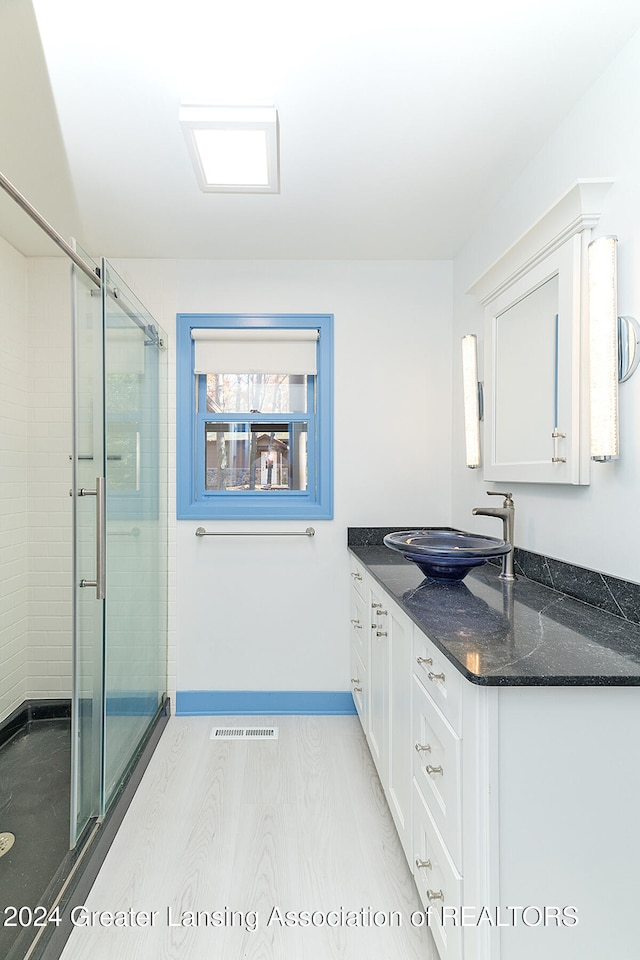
0;197;168;960
71;250;168;844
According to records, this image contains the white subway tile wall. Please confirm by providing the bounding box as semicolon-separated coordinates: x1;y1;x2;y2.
26;258;73;703
1;250;172;728
0;238;29;722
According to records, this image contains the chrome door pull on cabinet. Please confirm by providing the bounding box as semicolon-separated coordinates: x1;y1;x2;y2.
415;743;432;753
416;656;433;666
426;764;444;776
415;858;432;870
428;671;445;682
427;889;445;901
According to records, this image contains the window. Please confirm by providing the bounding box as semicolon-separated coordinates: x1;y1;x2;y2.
176;314;333;519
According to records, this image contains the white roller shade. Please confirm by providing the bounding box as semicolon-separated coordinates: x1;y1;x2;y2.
192;328;319;375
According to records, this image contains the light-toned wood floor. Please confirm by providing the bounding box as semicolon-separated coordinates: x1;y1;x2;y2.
60;715;437;960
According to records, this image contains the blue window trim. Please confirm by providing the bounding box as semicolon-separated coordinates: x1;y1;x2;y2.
176;313;333;520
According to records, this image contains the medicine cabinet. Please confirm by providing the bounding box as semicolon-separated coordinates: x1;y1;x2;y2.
467;179;613;484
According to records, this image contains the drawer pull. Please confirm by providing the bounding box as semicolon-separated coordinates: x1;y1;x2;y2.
350;619;362;629
427;889;445;902
415;742;432;753
425;764;443;776
416;656;433;666
415;858;432;870
351;572;363;581
428;671;445;683
353;686;362;693
375;609;387;617
375;631;388;637
351;677;360;684
371;601;383;609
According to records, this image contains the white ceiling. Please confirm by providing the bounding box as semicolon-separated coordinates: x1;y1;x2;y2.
1;0;640;260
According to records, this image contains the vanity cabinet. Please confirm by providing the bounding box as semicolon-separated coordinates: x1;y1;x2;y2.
386;604;412;855
348;548;640;960
412;627;465;960
349;556;368;726
348;557;412;859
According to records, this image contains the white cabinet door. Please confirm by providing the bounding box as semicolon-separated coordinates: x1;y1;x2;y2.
350;643;367;724
350;585;367;668
387;604;412;859
368;585;389;786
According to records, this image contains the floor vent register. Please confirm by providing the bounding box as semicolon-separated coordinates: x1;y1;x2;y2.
210;727;279;740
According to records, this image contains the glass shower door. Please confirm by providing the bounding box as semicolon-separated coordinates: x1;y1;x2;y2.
101;260;167;808
71;253;167;844
71;247;105;845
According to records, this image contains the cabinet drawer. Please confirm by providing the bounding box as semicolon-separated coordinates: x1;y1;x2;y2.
350;644;367;725
349;555;366;601
414;629;462;734
413;782;463;960
413;676;462;869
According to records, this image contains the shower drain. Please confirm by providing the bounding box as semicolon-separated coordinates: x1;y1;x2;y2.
0;832;15;857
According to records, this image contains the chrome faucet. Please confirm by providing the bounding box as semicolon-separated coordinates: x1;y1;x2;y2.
472;491;516;582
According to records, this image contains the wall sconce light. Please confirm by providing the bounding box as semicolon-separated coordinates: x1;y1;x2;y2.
588;235;640;462
461;334;483;469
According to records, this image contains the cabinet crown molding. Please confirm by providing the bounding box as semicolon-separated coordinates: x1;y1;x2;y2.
466;178;614;305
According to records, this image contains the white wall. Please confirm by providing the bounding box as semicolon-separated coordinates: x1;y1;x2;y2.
451;28;640;583
114;259;453;698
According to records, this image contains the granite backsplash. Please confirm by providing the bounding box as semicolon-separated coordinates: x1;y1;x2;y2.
347;527;640;628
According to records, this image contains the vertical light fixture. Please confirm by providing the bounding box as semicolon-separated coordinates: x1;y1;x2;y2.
462;334;482;468
588;236;619;461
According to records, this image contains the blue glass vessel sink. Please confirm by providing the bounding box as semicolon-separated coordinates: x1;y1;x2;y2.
383;528;511;582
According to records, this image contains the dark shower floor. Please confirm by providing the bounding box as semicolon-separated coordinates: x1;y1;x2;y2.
0;718;71;959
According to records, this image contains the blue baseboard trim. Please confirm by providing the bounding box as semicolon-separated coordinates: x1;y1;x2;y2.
176;690;357;717
105;693;162;717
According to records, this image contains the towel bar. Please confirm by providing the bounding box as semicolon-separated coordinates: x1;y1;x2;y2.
195;527;315;538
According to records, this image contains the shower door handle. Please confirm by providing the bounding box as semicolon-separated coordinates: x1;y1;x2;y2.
78;477;106;599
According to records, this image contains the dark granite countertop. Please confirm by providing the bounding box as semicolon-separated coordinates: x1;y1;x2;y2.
349;544;640;686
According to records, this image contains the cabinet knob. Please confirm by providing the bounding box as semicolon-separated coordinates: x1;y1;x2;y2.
416;656;433;666
414;743;432;753
427;671;445;683
427;889;445;902
425;764;443;776
350;619;362;629
415;858;432;870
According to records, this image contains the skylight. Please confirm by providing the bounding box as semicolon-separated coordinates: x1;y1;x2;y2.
180;105;279;194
